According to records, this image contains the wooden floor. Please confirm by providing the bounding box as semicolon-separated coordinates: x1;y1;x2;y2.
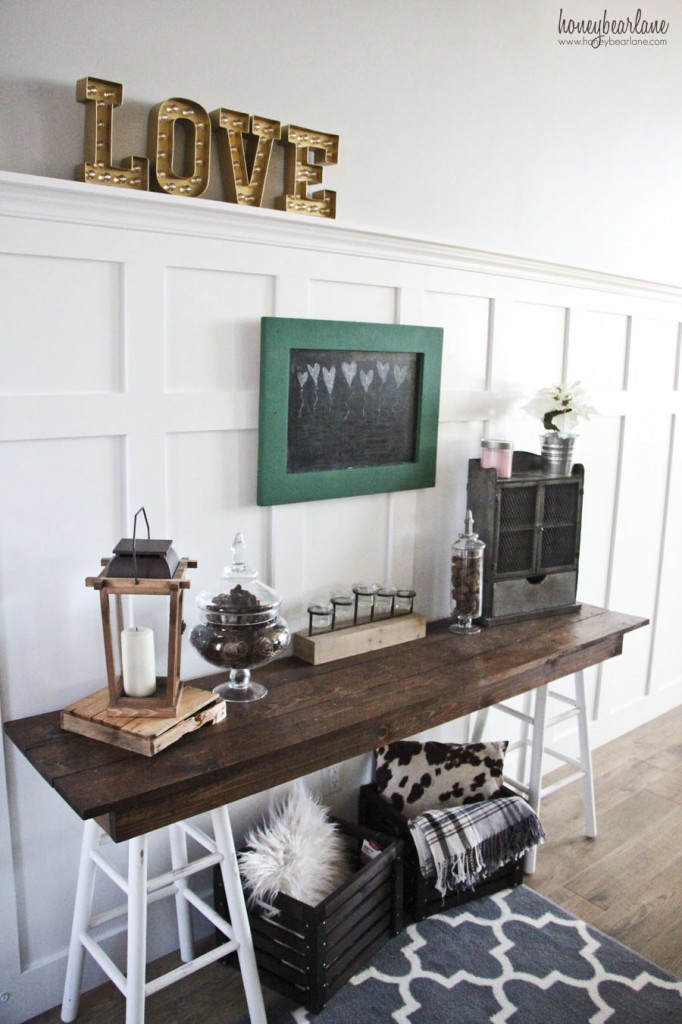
27;705;681;1024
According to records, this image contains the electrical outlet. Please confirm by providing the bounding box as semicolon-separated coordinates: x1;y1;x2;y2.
323;763;343;793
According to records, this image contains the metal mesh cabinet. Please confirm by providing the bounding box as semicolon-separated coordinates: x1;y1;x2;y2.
467;451;584;626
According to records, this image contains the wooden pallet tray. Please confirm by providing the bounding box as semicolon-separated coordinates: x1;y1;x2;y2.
60;684;226;756
293;613;427;665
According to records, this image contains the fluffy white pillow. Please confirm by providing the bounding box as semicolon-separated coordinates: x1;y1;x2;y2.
238;782;352;908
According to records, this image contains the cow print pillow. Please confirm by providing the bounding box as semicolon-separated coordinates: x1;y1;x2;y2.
374;739;508;819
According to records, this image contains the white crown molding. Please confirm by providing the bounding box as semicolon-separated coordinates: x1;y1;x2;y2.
1;169;681;305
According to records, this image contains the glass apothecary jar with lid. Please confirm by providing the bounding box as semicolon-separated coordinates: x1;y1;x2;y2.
190;533;290;702
450;511;485;635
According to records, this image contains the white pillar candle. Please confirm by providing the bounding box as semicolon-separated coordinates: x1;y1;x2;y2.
121;626;157;697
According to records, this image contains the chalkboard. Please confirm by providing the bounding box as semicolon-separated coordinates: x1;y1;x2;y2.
286;348;420;473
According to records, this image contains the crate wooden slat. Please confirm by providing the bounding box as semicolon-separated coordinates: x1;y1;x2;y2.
214;818;403;1013
358;783;525;921
60;685;226;756
293;613;427;665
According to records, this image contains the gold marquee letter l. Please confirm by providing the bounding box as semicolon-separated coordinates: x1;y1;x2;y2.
76;77;149;190
277;126;339;219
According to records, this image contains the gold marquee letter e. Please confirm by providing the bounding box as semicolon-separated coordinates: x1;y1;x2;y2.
277;126;339;219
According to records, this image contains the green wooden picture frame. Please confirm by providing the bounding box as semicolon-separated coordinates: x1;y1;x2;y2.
257;317;443;506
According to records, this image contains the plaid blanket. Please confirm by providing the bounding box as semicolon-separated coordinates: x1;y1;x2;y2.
408;794;546;896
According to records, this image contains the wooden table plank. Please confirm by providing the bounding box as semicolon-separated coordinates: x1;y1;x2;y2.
4;605;647;841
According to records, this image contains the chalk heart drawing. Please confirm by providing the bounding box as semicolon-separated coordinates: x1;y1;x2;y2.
342;361;357;387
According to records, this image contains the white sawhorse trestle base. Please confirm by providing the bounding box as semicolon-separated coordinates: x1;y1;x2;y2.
61;806;266;1024
470;670;597;874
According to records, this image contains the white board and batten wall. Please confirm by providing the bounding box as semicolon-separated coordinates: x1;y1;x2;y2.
0;170;680;1020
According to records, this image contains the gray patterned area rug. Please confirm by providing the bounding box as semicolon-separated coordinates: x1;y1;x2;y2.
256;886;681;1024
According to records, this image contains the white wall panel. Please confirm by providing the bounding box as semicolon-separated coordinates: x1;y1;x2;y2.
600;412;673;711
628;317;679;394
309;279;396;323
165;268;275;392
298;494;390;630
0;174;680;1022
0;253;122;394
574;417;622;608
165;428;265;679
568;309;629;390
650;417;682;692
423;292;489;390
0;435;123;718
490;300;566;392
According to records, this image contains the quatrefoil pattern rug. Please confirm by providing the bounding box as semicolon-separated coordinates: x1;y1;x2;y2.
264;886;681;1024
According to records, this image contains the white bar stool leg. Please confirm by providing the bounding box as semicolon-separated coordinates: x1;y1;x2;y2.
61;820;100;1023
524;684;549;875
125;835;148;1024
169;823;195;962
469;705;489;742
516;690;533;784
211;805;267;1024
574;670;597;838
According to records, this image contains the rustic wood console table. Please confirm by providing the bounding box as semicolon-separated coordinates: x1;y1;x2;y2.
5;604;646;843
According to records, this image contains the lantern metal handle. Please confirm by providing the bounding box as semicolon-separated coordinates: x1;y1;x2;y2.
131;506;151;584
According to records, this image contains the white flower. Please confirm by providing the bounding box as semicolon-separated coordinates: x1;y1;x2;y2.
524;381;597;436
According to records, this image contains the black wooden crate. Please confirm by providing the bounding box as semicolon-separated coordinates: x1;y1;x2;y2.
358;784;524;922
214;818;403;1013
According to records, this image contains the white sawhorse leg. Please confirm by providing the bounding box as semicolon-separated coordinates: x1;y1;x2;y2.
61;808;267;1024
62;819;100;1024
470;671;597;875
211;805;266;1024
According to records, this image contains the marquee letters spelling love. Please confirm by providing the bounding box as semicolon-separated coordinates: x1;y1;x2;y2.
76;77;339;219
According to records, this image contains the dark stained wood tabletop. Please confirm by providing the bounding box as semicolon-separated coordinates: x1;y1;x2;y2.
4;605;647;842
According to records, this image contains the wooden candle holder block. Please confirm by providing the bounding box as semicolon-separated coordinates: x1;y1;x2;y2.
60;684;226;756
293;613;427;666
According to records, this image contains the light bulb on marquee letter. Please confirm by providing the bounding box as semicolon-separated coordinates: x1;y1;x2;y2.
149;98;211;197
210;108;281;207
277;125;339;219
76;77;149;191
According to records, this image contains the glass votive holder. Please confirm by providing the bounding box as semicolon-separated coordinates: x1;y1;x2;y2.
480;439;514;478
352;582;380;624
374;586;398;619
394;588;416;615
307;602;333;636
330;593;354;630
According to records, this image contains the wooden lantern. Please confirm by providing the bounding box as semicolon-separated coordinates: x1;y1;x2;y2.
86;510;196;718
